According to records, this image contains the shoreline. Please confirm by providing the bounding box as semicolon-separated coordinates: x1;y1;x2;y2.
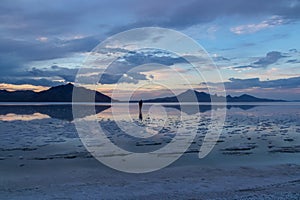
0;102;300;106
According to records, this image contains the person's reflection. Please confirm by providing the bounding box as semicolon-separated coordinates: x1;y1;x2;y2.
138;99;143;121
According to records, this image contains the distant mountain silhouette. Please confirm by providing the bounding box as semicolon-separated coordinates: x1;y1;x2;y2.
0;83;112;102
0;84;285;103
145;89;285;103
144;89;220;102
225;94;283;102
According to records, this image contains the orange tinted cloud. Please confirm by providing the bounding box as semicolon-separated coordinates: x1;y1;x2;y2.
0;83;49;92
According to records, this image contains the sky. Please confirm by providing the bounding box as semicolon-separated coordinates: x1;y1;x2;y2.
0;0;299;100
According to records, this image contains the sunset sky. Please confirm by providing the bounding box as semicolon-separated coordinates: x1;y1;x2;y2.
0;0;299;100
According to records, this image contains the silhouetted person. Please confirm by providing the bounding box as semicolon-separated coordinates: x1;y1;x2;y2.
138;99;143;121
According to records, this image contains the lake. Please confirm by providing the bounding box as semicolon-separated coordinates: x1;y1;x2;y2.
0;103;300;199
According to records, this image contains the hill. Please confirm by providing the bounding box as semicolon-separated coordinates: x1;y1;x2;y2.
145;90;285;103
0;83;112;102
0;84;286;103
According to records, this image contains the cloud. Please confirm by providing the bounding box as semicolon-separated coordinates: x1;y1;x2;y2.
235;51;285;69
120;50;187;66
0;46;191;87
205;76;300;90
0;65;78;87
286;59;300;63
1;1;299;67
2;0;300;37
99;72;148;84
0;0;299;91
0;83;48;92
230;16;288;35
0;0;114;37
253;51;285;66
0;77;62;87
109;0;300;34
0;53;24;75
99;49;188;84
0;36;98;63
1;0;300;42
0;36;99;80
0;49;187;86
29;66;79;82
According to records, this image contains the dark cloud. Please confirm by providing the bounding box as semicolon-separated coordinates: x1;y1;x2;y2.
2;0;299;37
0;77;62;87
0;36;99;80
286;59;299;63
29;66;79;82
99;72;148;84
213;56;231;62
109;0;300;33
121;50;187;66
1;0;300;41
0;36;98;63
289;49;298;53
235;51;285;69
253;51;284;66
0;0;130;37
205;76;300;90
0;66;78;87
99;49;188;84
228;77;300;90
0;0;299;89
0;54;24;75
1;1;299;68
0;49;185;86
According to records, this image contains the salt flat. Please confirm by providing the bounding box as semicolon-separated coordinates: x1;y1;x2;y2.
0;104;299;199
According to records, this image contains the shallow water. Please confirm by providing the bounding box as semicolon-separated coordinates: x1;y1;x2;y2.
0;103;299;169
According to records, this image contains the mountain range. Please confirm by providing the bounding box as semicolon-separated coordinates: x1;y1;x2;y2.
0;83;285;102
0;83;112;102
144;89;285;103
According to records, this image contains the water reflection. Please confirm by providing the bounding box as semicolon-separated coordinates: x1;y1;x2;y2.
0;104;259;122
0;104;287;122
0;113;50;121
138;100;143;121
0;105;110;121
0;103;299;168
164;104;258;114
